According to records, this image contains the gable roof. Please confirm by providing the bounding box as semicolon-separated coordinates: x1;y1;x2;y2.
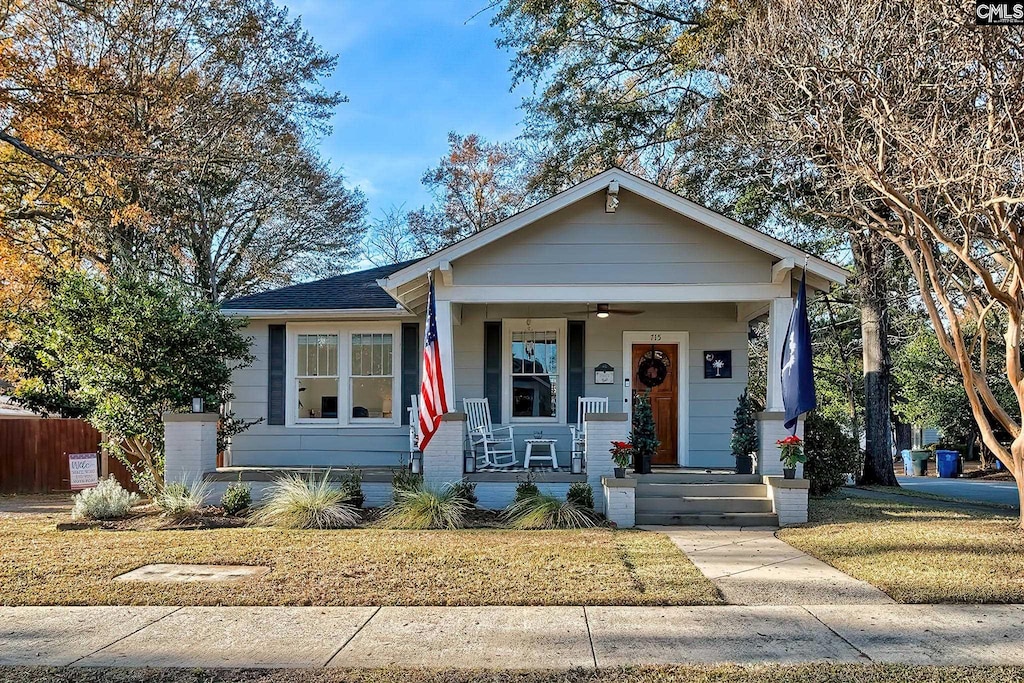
221;259;419;314
382;168;847;300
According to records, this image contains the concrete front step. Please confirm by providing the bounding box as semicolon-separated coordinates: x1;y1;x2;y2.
636;482;768;498
635;496;774;514
635;512;780;527
633;473;763;484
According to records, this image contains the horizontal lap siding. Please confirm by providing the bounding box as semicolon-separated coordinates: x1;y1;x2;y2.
227;320;414;468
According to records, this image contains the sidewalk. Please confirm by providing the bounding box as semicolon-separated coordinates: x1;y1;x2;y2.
3;604;1024;668
647;526;894;605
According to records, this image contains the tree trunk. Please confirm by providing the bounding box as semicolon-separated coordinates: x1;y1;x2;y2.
1011;433;1024;529
854;232;899;486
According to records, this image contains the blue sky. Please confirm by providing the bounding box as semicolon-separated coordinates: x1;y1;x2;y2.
283;1;528;222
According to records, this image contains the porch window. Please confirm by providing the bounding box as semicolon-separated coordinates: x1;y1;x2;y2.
504;319;566;422
296;334;339;421
350;333;394;420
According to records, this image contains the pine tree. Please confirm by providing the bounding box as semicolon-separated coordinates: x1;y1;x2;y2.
629;391;659;473
730;389;759;457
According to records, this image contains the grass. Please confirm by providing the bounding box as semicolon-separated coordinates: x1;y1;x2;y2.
0;509;719;607
2;665;1022;683
780;492;1024;603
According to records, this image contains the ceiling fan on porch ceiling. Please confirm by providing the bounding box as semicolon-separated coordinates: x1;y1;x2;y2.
563;303;645;318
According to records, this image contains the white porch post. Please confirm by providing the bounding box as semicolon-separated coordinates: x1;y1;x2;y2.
433;297;456;411
758;296;798;476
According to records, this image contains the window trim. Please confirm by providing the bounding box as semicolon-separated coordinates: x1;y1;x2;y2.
502;318;567;424
285;322;402;428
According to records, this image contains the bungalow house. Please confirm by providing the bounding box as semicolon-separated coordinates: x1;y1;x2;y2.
171;168;846;526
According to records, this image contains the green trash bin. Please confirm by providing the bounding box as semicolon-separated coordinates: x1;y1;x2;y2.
910;450;930;476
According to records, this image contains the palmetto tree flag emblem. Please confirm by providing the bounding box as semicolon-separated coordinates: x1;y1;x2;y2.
781;270;817;434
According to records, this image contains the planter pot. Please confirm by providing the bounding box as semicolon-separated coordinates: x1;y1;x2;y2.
614;467;626;478
782;467;796;480
735;454;753;475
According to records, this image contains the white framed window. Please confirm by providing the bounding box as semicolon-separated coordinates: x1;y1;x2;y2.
287;323;401;427
502;318;567;423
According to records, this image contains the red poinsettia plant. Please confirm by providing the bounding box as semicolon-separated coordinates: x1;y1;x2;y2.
609;441;634;469
776;435;807;469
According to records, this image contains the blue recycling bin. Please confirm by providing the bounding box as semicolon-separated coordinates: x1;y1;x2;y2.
935;450;959;478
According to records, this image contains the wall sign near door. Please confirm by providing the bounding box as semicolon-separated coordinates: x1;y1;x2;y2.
704;351;732;379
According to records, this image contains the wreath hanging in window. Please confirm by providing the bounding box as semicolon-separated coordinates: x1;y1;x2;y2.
637;349;670;388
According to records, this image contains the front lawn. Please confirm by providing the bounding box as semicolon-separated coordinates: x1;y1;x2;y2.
780;493;1024;603
0;512;720;607
2;665;1022;683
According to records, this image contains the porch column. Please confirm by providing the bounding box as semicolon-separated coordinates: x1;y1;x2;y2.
758;296;797;476
163;412;218;486
584;413;629;512
433;298;457;412
422;412;466;488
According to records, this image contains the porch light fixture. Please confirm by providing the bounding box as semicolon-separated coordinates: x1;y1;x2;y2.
464;450;476;474
411;450;422;475
596;304;611;319
571;451;584;475
191;397;204;413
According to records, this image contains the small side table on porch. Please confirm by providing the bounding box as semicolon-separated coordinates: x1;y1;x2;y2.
524;439;559;470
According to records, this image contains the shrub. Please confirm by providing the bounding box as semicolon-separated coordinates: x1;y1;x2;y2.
730;388;759;457
392;465;423;501
155;479;212;519
249;472;360;529
566;482;594;509
378;484;470;529
71;476;139;520
804;412;861;496
220;480;252;515
448;479;477;505
514;475;539;502
503;493;597;530
339;471;364;508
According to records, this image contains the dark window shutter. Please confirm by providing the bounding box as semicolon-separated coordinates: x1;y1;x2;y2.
484;321;502;423
401;323;420;425
267;324;286;425
568;320;586;424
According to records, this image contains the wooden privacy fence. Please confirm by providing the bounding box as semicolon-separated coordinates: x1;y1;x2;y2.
0;418;139;494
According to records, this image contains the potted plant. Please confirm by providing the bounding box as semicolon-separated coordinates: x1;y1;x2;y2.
629;391;659;474
609;441;633;478
730;389;758;475
776;435;806;479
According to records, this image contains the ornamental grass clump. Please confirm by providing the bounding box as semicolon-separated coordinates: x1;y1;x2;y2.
378;484;470;530
71;476;139;520
249;472;360;529
155;479;212;520
504;493;598;530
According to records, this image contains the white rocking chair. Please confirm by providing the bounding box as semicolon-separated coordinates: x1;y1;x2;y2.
570;396;609;459
463;398;516;469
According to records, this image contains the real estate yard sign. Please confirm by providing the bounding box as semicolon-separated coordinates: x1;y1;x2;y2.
68;452;99;490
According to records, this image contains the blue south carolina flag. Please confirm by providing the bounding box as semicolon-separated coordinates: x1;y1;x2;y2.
781;271;817;434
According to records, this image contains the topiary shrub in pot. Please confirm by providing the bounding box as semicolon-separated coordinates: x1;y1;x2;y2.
629;391;659;474
730;389;758;475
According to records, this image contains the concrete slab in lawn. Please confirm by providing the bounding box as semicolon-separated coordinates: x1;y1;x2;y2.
78;606;376;668
808;604;1024;665
586;605;866;666
0;606;176;666
115;563;271;583
332;606;593;669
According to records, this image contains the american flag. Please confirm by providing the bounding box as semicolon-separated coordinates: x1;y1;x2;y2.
418;276;448;450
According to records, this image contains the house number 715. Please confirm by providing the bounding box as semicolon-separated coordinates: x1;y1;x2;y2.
649;334;662;341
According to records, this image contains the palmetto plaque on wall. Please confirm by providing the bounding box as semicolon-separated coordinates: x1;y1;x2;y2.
704;351;732;379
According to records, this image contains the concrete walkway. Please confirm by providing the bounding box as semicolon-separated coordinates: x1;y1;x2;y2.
3;604;1024;668
646;526;894;605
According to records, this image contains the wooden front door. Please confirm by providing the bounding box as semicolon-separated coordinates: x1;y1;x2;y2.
631;343;678;466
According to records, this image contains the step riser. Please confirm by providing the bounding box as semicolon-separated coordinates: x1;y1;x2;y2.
636;498;774;514
636;483;767;497
635;513;779;527
634;474;763;484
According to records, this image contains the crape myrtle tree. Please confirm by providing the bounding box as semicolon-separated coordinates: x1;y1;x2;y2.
494;0;900;485
9;271;254;494
717;0;1024;523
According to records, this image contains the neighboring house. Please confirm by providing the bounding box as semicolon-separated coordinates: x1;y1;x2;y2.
0;396;41;419
220;168;847;477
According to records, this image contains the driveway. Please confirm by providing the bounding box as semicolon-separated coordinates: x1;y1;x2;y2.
896;476;1019;508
